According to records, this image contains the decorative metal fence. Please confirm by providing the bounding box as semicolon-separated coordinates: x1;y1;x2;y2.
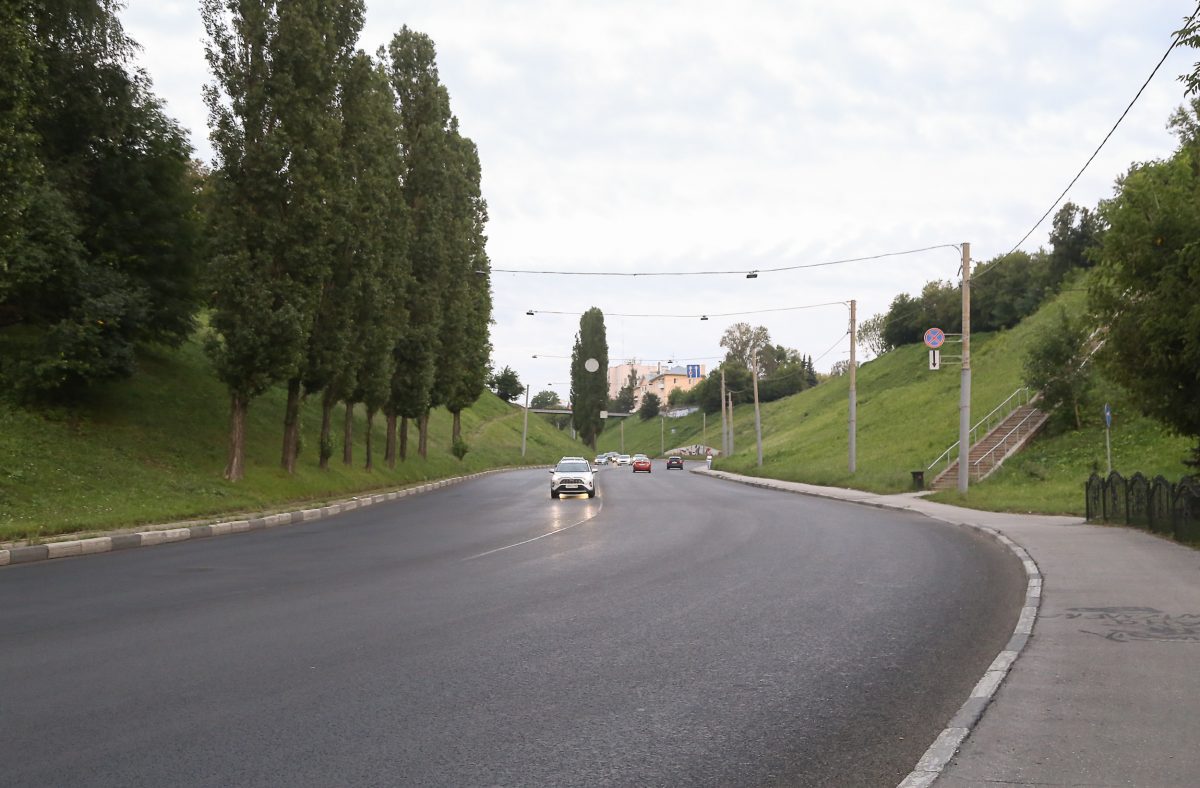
1085;472;1200;543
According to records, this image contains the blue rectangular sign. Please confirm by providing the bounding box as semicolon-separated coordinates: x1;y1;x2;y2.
687;364;701;379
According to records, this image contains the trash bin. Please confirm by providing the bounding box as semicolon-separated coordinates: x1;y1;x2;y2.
911;470;925;490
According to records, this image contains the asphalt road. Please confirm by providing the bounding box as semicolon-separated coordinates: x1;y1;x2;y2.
0;463;1024;787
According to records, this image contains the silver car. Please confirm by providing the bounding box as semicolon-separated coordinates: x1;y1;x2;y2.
550;458;597;499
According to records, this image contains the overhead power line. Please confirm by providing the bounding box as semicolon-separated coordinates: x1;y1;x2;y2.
492;244;960;278
1002;3;1200;259
526;300;848;320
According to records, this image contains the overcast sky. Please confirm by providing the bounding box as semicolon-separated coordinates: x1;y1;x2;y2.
123;1;1198;402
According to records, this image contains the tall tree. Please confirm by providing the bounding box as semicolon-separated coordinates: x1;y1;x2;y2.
488;366;524;402
0;2;40;280
857;314;888;358
385;26;452;460
638;392;660;421
202;0;363;480
1092;100;1200;466
437;122;492;446
1046;202;1102;288
1023;309;1092;431
611;368;637;413
3;0;199;401
570;307;609;450
331;53;409;471
719;322;770;369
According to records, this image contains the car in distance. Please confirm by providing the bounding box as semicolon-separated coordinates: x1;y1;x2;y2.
616;454;632;466
666;456;683;470
550;458;597;499
594;454;607;466
632;456;652;473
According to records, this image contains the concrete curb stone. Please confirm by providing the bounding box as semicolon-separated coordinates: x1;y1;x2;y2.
0;465;546;569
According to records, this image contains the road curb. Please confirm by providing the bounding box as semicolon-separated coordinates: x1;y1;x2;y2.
692;468;1042;788
0;466;546;569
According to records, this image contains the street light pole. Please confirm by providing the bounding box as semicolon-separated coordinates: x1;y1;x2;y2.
848;299;857;474
752;348;763;467
720;368;728;456
958;242;971;494
521;386;529;458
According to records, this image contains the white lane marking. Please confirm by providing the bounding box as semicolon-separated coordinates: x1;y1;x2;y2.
462;497;605;561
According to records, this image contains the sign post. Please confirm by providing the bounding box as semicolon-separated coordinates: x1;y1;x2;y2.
1105;403;1113;474
924;327;945;372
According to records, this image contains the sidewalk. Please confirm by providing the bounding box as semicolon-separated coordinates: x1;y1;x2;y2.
697;468;1200;787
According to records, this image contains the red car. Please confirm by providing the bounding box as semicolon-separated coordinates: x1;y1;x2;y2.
632;456;652;473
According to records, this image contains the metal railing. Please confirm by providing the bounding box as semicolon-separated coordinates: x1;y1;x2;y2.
927;386;1035;475
970;407;1046;479
1086;472;1200;543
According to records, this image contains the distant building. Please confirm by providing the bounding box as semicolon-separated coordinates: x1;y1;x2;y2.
608;361;707;411
607;362;659;403
635;365;705;410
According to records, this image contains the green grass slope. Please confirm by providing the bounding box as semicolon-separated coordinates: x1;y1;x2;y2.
0;340;585;542
601;280;1193;515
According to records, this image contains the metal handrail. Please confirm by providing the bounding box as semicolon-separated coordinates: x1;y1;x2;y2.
970;408;1043;477
927;386;1033;473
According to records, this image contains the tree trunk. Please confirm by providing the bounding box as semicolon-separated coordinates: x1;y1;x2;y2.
400;416;409;461
281;377;302;473
343;401;354;466
364;407;376;471
224;392;248;482
385;413;398;468
452;410;462;443
418;410;429;458
319;390;335;470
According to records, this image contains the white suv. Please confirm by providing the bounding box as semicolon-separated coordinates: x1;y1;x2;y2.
550;458;597;499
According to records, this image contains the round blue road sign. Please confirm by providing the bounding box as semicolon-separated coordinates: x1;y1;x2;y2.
924;327;945;349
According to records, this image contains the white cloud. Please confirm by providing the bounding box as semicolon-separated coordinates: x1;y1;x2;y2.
117;0;1199;386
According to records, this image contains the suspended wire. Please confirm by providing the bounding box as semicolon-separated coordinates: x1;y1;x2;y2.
493;244;960;278
525;300;848;320
814;331;850;363
998;3;1200;263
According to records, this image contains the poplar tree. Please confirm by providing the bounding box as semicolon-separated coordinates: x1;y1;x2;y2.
438;122;492;447
202;0;363;480
570;308;609;450
384;27;451;461
309;52;409;470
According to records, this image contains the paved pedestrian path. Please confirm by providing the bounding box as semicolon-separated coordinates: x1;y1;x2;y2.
697;468;1200;787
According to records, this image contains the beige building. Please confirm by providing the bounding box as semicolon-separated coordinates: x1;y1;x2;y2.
607;362;659;403
608;362;707;411
636;366;704;409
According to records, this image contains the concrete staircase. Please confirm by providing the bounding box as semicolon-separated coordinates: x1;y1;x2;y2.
930;401;1049;491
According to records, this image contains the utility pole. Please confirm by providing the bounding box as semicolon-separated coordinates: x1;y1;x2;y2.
720;368;727;456
521;387;529;458
660;414;665;455
958;242;971;494
752;348;763;467
720;391;729;455
620;417;624;453
702;410;707;450
848;299;857;474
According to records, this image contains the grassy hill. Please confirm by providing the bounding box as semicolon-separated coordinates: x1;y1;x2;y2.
598;279;1193;515
0;339;585;542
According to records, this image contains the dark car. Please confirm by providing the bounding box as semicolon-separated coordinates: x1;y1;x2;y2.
666;456;683;469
